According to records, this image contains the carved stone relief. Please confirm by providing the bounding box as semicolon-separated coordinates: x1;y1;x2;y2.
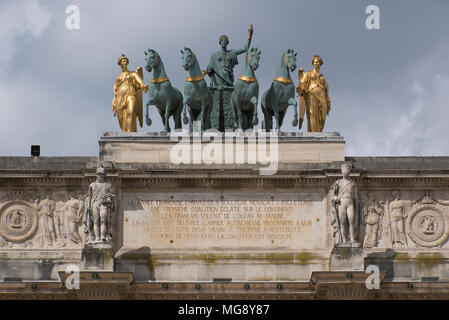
0;200;38;245
406;192;449;248
357;190;449;249
388;190;409;249
0;190;88;248
362;193;384;248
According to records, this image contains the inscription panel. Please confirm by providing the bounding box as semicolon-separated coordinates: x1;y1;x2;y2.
123;192;327;250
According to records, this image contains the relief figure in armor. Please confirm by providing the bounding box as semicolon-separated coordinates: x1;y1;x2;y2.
85;166;114;243
331;162;361;247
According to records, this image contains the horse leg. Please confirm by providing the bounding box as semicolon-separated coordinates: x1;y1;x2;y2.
163;101;171;133
261;99;271;132
250;96;258;127
173;90;183;130
236;102;244;131
173;102;182;130
247;109;253;130
231;94;238;130
145;98;152;126
203;93;212;130
205;101;211;130
279;110;286;129
200;99;207;132
288;97;298;127
182;96;190;125
273;97;280;132
188;106;194;132
157;108;165;129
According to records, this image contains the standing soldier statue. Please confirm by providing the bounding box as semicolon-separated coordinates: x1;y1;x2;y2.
331;162;361;247
85;165;115;243
206;25;253;131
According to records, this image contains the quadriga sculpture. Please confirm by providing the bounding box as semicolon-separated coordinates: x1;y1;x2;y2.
231;47;261;130
261;49;299;131
181;47;211;131
144;49;183;132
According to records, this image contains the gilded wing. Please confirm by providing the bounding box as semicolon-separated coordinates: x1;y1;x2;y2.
136;67;144;128
324;77;331;114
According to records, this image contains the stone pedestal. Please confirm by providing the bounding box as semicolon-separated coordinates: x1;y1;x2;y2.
99;131;345;169
100;132;346;281
330;247;364;271
82;243;114;271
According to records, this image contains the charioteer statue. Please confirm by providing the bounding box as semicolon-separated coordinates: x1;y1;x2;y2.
206;25;253;131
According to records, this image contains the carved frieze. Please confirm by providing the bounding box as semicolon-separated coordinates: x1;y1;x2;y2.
0;193;87;248
407;206;449;248
0;200;38;244
362;194;384;248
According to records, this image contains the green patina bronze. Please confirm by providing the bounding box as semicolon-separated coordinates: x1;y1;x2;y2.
231;47;261;130
206;28;252;131
144;49;183;132
181;47;211;132
262;49;299;131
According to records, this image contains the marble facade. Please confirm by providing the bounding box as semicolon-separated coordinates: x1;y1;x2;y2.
1;133;449;298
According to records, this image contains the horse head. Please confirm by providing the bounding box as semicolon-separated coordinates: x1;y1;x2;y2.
247;47;261;71
144;49;159;72
283;48;297;72
181;47;196;71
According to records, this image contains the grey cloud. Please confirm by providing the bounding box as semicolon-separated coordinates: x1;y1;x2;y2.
1;0;449;156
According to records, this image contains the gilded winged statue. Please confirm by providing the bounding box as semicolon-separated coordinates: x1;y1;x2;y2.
297;54;331;132
112;54;148;132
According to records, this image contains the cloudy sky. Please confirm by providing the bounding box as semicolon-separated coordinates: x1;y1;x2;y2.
0;0;448;157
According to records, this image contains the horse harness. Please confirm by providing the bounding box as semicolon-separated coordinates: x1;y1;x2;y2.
185;74;205;82
150;76;169;84
148;51;170;84
238;75;257;83
274;76;293;84
184;51;205;82
275;53;294;84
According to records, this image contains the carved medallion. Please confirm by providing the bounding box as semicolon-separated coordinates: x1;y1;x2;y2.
407;206;449;247
0;200;38;243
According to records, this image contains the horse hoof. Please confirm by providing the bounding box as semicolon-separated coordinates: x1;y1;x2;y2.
292;118;298;127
